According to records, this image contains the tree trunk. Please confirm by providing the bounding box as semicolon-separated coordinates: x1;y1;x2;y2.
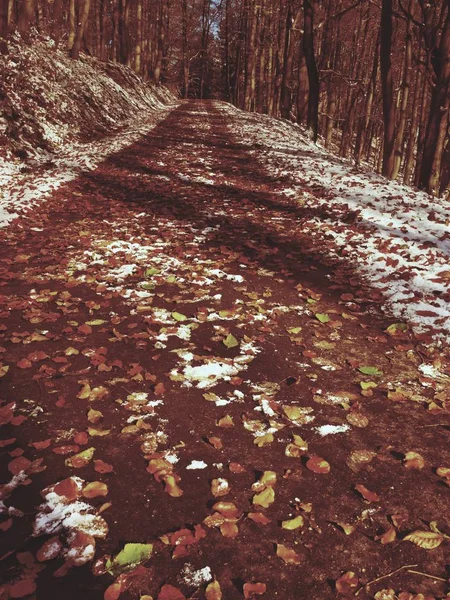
181;0;189;98
303;0;319;140
403;62;422;184
18;0;34;38
70;0;91;59
419;7;450;194
280;0;295;119
153;0;164;84
244;0;258;111
297;50;309;124
380;0;396;178
135;0;143;74
0;0;8;49
355;33;379;164
392;0;414;179
51;0;64;47
68;0;76;51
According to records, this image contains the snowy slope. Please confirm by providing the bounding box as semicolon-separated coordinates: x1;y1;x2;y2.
0;34;178;226
220;103;450;345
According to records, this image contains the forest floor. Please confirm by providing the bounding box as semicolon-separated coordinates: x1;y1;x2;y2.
1;101;450;600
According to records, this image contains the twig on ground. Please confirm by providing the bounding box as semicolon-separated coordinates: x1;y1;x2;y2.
407;569;447;582
355;564;418;596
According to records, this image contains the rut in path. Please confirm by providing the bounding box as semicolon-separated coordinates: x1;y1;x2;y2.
0;101;449;600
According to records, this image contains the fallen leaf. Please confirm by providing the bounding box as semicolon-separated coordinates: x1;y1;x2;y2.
335;571;359;594
281;515;304;530
157;584;186;600
276;543;302;564
243;582;267;598
358;366;383;376
106;543;154;575
223;333;239;348
205;580;222;600
82;481;108;498
403;530;444;550
306;456;331;474
355;484;380;502
252;486;275;508
403;451;425;469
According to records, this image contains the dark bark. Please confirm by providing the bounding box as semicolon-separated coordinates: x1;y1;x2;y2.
380;0;396;177
303;0;319;140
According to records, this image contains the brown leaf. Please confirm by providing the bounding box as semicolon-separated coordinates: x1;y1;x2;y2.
157;584;186;600
9;579;37;598
243;582;267;598
306;455;330;474
94;459;114;474
104;582;122;600
355;483;380;502
8;456;31;475
335;571;359;594
229;462;245;473
403;451;425;469
211;478;230;497
276;544;302;565
36;536;63;562
247;512;271;525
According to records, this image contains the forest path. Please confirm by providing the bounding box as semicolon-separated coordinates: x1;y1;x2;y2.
1;101;449;600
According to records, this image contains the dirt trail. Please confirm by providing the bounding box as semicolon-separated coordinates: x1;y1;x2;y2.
1;101;449;600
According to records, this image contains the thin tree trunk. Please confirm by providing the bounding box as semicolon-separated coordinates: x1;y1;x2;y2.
68;0;76;51
403;62;422;184
244;0;258;111
280;0;295;119
392;0;414;179
303;0;319;140
419;7;450;194
135;0;143;74
355;33;379;164
181;0;189;97
380;0;396;177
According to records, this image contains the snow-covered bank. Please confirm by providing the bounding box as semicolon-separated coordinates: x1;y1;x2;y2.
0;35;178;226
219;103;450;345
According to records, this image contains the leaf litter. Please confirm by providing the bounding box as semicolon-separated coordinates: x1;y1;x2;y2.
0;101;450;599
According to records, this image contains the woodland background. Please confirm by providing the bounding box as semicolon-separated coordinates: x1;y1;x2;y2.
0;0;449;197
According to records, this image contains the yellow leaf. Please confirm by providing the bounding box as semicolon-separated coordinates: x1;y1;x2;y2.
281;515;304;530
404;531;444;550
252;487;275;508
276;544;302;564
254;433;274;447
205;580;222;600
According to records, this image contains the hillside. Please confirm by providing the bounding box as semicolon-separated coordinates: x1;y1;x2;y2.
0;34;177;225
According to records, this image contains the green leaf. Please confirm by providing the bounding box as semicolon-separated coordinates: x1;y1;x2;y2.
360;381;378;390
358;366;383;376
145;267;159;277
172;311;187;322
315;313;330;324
166;275;177;283
287;327;302;334
140;282;155;291
85;319;106;326
223;333;239;348
106;543;153;575
306;298;317;304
